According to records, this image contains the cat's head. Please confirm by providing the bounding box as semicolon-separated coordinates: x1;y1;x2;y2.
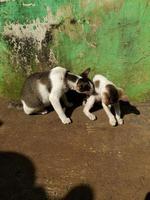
76;68;94;96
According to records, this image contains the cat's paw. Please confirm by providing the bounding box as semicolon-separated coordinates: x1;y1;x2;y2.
88;113;96;121
117;118;124;125
61;117;71;124
109;118;117;126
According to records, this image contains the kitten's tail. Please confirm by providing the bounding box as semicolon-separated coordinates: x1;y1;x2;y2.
8;100;23;110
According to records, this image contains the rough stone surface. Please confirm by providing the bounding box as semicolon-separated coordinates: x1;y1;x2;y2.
0;97;150;200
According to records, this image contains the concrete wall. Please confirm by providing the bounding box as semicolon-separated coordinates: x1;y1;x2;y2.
0;0;150;101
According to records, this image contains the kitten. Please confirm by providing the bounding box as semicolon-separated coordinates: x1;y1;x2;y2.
21;66;94;124
83;74;125;126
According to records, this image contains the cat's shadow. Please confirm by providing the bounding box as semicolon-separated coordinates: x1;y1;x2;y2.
65;91;87;118
119;100;140;118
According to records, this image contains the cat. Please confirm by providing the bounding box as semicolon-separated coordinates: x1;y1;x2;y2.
21;66;94;124
83;74;125;126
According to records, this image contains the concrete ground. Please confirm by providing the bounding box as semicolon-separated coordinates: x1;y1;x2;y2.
0;96;150;200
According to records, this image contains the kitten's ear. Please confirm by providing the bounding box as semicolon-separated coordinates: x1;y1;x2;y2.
80;68;91;78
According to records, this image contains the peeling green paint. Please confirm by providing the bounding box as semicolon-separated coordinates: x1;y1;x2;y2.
0;0;68;26
52;0;150;101
0;0;150;101
0;39;25;99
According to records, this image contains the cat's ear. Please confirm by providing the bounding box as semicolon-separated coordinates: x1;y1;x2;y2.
80;68;91;78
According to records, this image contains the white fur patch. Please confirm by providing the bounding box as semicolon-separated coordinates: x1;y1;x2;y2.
38;82;49;104
93;74;115;97
50;66;68;94
48;66;72;124
21;100;35;115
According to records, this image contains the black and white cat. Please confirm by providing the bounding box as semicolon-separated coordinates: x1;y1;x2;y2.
21;66;94;124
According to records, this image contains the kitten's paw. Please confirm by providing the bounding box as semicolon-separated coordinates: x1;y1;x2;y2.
117;118;124;125
109;118;117;126
62;117;71;124
82;100;86;106
41;110;48;115
88;113;96;121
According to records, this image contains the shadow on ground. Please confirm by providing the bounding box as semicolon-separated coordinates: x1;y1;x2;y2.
120;100;140;117
65;91;86;118
0;152;49;200
144;192;150;200
0;120;3;126
0;152;94;200
62;184;94;200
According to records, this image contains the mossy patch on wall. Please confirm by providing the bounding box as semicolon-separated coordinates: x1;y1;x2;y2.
0;39;25;99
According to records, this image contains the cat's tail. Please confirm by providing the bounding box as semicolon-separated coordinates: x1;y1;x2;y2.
8;100;23;110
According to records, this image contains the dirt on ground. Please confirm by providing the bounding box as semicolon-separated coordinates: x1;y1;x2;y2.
0;95;150;200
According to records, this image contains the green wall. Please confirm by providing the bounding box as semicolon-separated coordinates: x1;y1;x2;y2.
0;0;150;101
